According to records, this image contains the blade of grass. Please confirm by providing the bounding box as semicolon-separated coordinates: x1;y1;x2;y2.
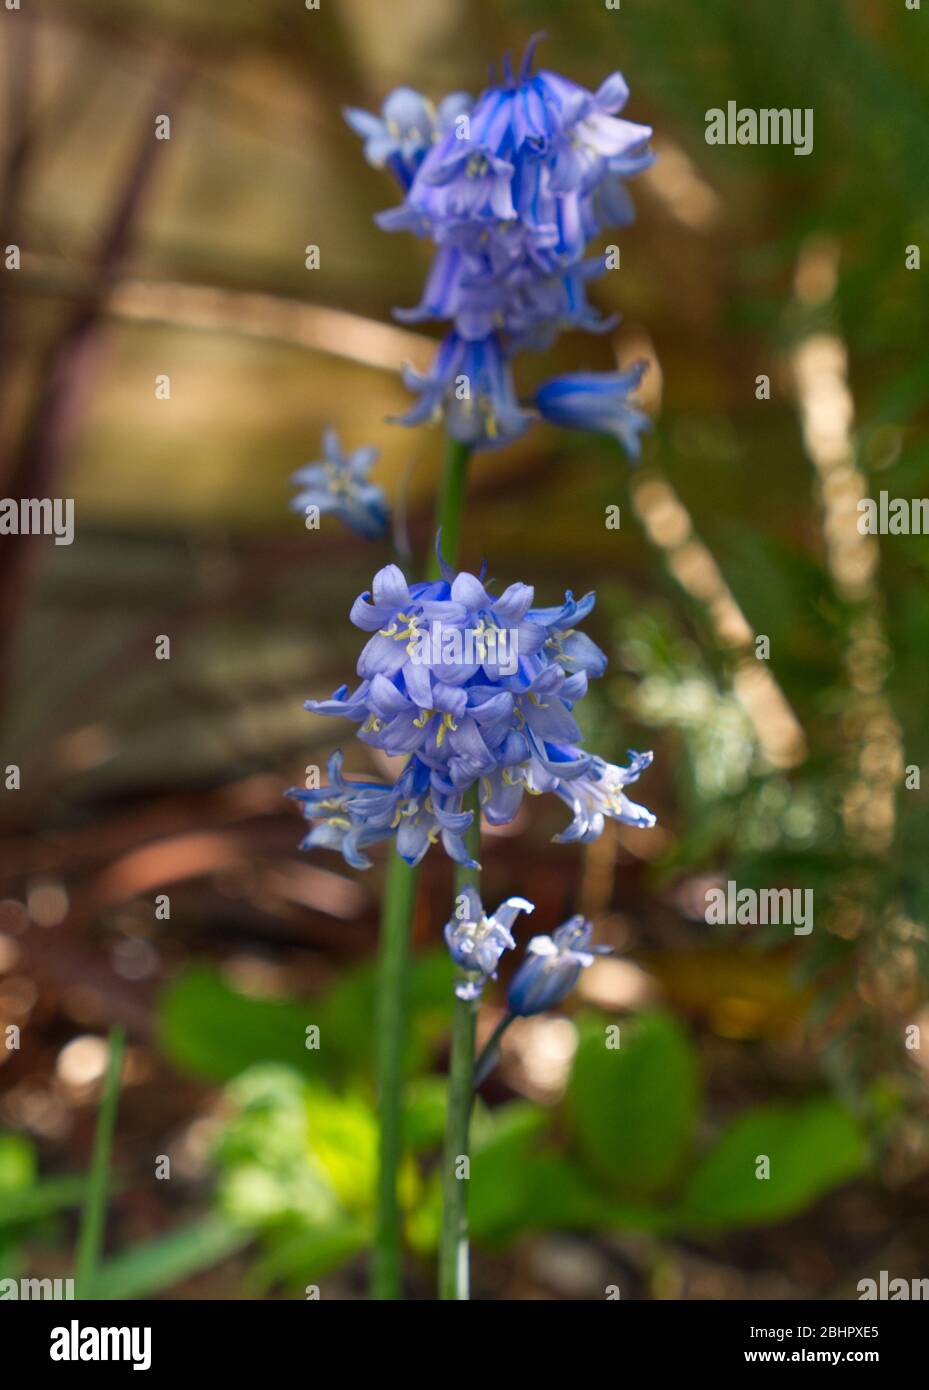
75;1026;124;1299
90;1215;250;1301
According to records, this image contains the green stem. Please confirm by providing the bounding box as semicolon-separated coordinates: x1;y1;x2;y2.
427;436;472;578
473;1012;515;1089
371;434;473;1299
439;990;477;1300
75;1025;124;1299
372;851;418;1299
439;785;481;1300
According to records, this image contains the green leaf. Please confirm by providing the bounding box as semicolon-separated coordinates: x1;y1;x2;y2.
158;954;456;1086
523;1156;670;1234
468;1102;548;1242
0;1177;88;1229
302;1082;378;1214
0;1131;88;1233
674;1098;870;1230
158;967;318;1083
251;1220;367;1291
568;1012;699;1198
315;949;456;1076
88;1216;250;1300
427;1112;671;1249
208;1066;374;1291
404;1077;449;1152
214;1064;381;1229
0;1135;35;1192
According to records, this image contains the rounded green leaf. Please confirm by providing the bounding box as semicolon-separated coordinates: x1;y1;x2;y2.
568;1011;699;1198
675;1098;870;1230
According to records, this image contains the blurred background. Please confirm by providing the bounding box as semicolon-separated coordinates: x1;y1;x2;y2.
1;0;928;1300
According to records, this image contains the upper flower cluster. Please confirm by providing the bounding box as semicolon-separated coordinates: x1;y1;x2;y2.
288;549;655;869
346;40;654;453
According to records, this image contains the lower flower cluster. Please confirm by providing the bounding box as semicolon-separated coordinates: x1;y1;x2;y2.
444;886;610;1009
288;555;655;868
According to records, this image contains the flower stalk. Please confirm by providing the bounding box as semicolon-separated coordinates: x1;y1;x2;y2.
372;850;419;1299
473;1012;515;1088
439;783;481;1300
427;435;472;580
372;434;473;1299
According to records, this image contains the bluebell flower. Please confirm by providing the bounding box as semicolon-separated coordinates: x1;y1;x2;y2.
346;40;656;455
292;553;655;868
535;361;652;458
444;886;534;1000
367;756;479;867
499;259;618;355
394;244;615;354
478;744;654;843
287;751;479;869
344;87;471;191
507;916;611;1016
404;51;651;255
290;427;389;538
528;590;608;678
397;333;530;450
285;750;397;870
554;750;657;842
358;676;514;783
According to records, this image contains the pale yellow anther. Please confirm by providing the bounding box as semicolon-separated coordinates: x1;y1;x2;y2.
435;712;458;748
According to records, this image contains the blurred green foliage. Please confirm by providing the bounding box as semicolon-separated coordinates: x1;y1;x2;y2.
117;963;875;1292
0;1134;87;1282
